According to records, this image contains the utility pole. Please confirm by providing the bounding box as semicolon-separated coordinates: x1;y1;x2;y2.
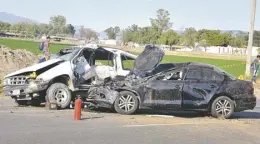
245;0;257;77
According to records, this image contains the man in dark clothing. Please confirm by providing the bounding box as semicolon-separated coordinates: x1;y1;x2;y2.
251;55;260;83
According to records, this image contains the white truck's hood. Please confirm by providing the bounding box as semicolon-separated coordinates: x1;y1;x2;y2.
4;59;64;78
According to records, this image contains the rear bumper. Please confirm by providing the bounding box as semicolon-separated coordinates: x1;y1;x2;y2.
3;81;49;97
234;95;256;112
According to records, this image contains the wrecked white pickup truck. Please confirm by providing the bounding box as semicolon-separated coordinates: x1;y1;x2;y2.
3;44;137;108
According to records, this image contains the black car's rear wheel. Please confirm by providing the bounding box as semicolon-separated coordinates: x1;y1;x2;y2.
211;96;234;119
114;91;139;115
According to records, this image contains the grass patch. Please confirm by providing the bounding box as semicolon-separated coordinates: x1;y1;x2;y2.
162;55;246;77
0;38;73;54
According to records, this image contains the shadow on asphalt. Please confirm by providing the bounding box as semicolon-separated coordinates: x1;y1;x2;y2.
83;108;260;119
231;112;260;119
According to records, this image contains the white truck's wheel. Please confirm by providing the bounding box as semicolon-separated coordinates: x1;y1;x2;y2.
46;83;71;109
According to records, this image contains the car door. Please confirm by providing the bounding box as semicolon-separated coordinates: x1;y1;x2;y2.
142;71;184;109
72;49;93;86
182;67;224;109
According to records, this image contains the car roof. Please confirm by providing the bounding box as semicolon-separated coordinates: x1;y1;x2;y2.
61;44;137;59
101;47;137;59
188;62;214;69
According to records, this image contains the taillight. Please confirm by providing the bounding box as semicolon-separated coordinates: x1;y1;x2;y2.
249;82;254;89
248;82;254;94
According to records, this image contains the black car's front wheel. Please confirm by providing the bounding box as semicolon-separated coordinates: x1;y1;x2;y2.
211;96;234;119
114;91;139;115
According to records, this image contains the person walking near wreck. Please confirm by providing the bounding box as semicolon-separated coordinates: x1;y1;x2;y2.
251;55;260;83
39;36;51;62
43;36;51;53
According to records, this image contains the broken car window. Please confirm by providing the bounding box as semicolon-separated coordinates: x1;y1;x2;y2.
121;54;135;70
94;49;114;67
213;66;237;80
185;69;202;80
203;68;224;81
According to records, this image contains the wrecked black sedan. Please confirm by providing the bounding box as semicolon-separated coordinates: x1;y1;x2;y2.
85;45;256;119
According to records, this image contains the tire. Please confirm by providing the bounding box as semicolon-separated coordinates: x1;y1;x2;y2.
211;96;234;119
46;83;71;109
114;91;139;115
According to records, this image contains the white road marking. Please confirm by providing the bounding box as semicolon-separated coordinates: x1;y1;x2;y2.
147;115;175;118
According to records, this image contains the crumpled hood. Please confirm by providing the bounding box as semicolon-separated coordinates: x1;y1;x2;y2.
4;59;64;78
133;45;165;77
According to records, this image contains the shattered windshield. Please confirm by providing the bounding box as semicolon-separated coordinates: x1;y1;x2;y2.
213;66;237;80
51;47;81;61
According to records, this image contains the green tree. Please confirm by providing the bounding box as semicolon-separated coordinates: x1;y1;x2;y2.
230;36;246;48
84;28;98;40
0;22;11;31
49;15;67;34
25;24;39;38
150;9;173;36
121;29;132;44
182;28;197;48
158;29;179;47
199;39;208;52
219;32;232;46
105;26;120;39
245;31;260;47
63;24;76;36
134;27;155;44
121;24;140;44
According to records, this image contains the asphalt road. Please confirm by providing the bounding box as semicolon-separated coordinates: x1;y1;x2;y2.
0;98;260;144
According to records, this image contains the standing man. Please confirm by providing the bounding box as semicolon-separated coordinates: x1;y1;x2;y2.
251;55;260;83
39;35;51;62
43;36;51;53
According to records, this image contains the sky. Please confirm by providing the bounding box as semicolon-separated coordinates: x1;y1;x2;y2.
0;0;260;32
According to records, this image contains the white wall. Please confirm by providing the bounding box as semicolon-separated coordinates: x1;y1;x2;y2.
99;39;122;45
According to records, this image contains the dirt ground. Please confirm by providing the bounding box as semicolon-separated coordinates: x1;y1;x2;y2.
0;46;40;78
0;46;40;95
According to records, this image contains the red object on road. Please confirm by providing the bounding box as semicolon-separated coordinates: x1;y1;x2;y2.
74;97;82;120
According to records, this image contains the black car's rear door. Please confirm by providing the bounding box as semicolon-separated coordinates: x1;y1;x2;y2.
182;67;224;109
143;80;183;109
